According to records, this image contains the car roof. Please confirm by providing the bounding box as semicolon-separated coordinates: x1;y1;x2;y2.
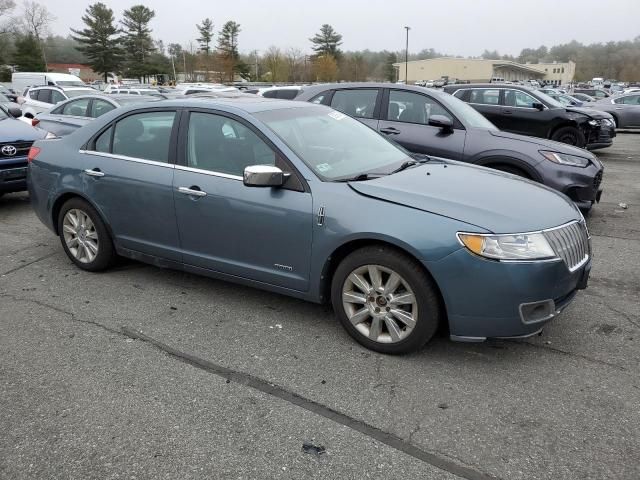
127;96;320;114
297;82;457;101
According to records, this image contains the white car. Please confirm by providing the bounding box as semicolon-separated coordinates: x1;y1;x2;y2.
19;86;98;118
174;83;238;95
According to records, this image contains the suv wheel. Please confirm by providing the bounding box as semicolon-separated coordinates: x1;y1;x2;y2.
331;245;441;354
57;198;116;271
551;126;586;148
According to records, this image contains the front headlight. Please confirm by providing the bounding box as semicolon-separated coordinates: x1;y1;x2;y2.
540;151;590;168
458;232;557;261
588;119;598;127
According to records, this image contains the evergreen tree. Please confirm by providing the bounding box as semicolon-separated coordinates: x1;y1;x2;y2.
217;21;241;81
121;5;156;79
196;18;213;54
12;34;45;71
310;24;342;59
384;52;397;82
71;3;123;82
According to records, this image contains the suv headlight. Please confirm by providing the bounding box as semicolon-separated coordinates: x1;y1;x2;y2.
458;232;557;261
540;151;590;167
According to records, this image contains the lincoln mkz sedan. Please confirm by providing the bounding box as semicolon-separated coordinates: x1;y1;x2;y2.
28;98;592;354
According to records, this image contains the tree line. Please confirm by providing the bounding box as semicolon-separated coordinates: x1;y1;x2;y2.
2;1;640;84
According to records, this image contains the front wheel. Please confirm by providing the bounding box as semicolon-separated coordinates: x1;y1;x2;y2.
57;198;116;271
331;246;442;354
551;126;586;148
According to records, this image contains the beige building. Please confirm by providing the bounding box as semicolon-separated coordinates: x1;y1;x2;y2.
393;57;575;85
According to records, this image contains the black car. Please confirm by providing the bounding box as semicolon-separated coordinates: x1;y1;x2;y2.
443;83;615;150
292;83;604;210
0;105;47;196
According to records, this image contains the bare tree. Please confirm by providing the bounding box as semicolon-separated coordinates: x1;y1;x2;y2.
285;47;304;82
0;0;16;34
263;46;288;82
18;1;54;69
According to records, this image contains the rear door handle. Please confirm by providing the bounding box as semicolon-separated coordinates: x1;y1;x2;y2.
502;109;513;114
380;127;400;135
178;186;207;197
83;168;105;177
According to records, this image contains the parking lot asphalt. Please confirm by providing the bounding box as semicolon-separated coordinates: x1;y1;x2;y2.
1;134;639;480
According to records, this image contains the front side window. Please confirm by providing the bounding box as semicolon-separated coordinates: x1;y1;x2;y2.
51;90;66;104
330;89;378;119
35;89;51;103
387;90;452;125
616;95;640;105
310;92;329;104
186;112;276;176
111;111;176;162
504;90;538;108
469;89;500;106
61;98;91;116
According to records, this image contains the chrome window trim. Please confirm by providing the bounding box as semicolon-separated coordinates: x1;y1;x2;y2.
453;87;549;110
79;149;174;168
174;164;243;181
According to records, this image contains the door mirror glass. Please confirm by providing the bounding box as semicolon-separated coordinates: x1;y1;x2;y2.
532;102;544;111
428;114;453;130
243;165;285;187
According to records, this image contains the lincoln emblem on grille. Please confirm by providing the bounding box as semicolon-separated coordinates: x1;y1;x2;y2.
1;145;17;156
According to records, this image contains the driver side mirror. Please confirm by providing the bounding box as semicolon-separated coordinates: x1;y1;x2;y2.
243;165;286;187
532;102;544;111
428;114;453;132
8;107;22;118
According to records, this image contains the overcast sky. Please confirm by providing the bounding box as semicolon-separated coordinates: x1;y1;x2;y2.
46;0;640;56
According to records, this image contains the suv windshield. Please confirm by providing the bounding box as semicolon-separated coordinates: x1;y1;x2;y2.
255;106;410;181
65;89;98;98
534;90;564;108
56;81;86;87
439;92;497;129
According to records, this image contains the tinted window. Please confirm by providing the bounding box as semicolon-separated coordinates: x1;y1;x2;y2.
387;90;452;125
330;89;378;119
187;112;276;176
94;127;112;153
310;92;329;104
615;95;640;105
61;98;91;116
504;90;538;108
92;99;116;117
51;90;66;104
468;89;500;105
277;89;299;100
35;89;51;103
112;111;176;162
262;90;279;98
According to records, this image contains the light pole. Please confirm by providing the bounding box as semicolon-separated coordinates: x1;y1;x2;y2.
404;26;410;84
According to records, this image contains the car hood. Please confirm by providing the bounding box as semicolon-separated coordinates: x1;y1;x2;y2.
565;106;609;119
486;129;594;157
0;117;46;142
348;162;580;233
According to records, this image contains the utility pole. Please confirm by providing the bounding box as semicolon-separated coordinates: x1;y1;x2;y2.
404;26;410;84
182;51;187;82
255;50;259;81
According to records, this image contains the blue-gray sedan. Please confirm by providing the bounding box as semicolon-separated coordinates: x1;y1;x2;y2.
27;97;591;353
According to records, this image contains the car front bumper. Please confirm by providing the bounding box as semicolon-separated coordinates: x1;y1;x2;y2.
425;249;591;340
0;158;28;193
540;160;603;209
585;124;616;150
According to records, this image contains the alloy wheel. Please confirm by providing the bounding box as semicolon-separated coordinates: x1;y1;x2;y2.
62;209;99;264
342;264;418;344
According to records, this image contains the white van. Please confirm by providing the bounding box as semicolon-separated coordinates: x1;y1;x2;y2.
11;72;85;93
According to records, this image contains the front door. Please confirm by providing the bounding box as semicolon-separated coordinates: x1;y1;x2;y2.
502;89;554;137
82;109;181;261
173;110;313;291
377;89;466;160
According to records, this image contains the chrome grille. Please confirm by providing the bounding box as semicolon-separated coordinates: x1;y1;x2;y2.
544;222;590;272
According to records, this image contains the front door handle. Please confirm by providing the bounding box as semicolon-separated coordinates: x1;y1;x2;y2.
178;186;207;197
380;127;400;135
83;168;105;177
502;109;513;115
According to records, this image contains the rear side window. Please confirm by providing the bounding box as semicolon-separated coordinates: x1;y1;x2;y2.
51;90;66;104
330;89;378;119
310;92;329;104
35;89;51;103
262;90;279;98
468;89;500;105
277;90;299;100
91;99;116;118
94;127;112;153
109;111;176;162
61;98;91;116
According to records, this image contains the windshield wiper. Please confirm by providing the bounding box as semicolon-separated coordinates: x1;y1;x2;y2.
390;156;430;174
334;173;383;182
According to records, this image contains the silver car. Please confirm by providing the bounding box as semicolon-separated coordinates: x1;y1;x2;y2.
588;93;640;129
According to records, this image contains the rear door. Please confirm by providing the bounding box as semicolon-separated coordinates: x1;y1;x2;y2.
501;89;554;137
462;88;505;128
613;95;640;127
377;89;466;160
328;88;382;130
39;98;92;137
81;109;181;260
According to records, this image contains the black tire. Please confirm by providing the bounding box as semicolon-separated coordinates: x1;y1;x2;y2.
610;115;619;129
489;164;531;179
551;126;586;148
57;197;116;272
331;245;442;354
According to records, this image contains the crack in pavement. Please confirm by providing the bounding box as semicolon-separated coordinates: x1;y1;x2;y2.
0;251;58;277
584;291;640;330
512;340;628;371
2;294;501;480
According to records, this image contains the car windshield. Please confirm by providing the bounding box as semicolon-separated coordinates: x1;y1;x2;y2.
56;81;86;87
439;92;497;129
0;106;8;119
255;106;411;181
535;90;565;108
554;95;572;106
0;93;9;102
65;89;98;98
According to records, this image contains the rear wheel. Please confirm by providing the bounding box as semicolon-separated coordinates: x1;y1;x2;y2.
57;198;116;271
331;245;442;354
551;126;586;148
